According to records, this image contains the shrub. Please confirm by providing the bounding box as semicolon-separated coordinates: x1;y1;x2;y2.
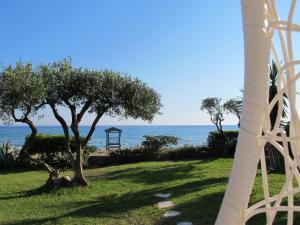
21;134;96;167
207;130;238;156
142;135;179;160
107;148;146;164
106;145;214;165
0;142;19;169
158;145;212;160
142;135;178;149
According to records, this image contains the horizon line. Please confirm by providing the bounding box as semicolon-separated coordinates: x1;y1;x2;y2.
0;124;238;127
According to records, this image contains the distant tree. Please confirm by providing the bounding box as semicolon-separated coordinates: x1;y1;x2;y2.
223;98;243;127
0;62;44;142
200;97;224;132
40;59;162;186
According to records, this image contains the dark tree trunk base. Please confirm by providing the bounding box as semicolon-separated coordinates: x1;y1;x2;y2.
72;176;88;186
44;169;72;189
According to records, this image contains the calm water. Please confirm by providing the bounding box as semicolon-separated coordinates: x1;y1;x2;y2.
0;125;238;148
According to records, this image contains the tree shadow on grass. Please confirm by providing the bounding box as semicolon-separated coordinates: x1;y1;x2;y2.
1;161;202;201
0;169;27;175
3;187;162;225
3;177;228;225
0;181;54;201
98;161;206;185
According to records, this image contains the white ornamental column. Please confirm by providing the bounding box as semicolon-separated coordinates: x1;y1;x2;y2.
215;0;270;224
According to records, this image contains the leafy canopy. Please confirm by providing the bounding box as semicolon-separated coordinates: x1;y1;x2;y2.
223;98;242;120
142;135;179;150
39;59;162;121
200;97;224;132
0;62;45;124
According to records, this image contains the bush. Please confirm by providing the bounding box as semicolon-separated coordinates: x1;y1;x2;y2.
142;135;179;160
106;145;215;165
142;135;178;149
158;145;212;160
207;130;238;156
21;134;96;167
107;148;146;164
0;142;19;169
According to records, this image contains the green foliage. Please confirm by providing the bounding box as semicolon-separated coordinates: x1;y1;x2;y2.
39;59;162;121
0;62;45;124
267;60;287;172
0;142;19;169
200;97;224;132
0;59;162;185
22;134;96;167
158;145;212;160
269;60;288;127
141;135;179;160
207;130;239;156
223;98;242;126
107;148;146;164
142;135;178;150
38;59;162;184
107;145;213;166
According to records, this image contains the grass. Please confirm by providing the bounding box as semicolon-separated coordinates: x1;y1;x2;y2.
0;158;298;225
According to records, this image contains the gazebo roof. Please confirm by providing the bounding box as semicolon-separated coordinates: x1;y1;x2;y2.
104;126;122;133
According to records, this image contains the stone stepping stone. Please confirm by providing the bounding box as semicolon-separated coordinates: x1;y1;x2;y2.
177;222;193;225
157;201;175;209
154;193;172;198
164;210;181;218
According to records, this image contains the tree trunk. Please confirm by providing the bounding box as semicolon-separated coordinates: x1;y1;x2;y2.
72;142;87;186
72;150;88;186
19;119;38;158
27;120;37;140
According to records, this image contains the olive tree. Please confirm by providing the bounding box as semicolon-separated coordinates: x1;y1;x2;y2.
200;97;224;132
223;98;243;127
39;60;162;186
0;62;44;142
0;63;73;186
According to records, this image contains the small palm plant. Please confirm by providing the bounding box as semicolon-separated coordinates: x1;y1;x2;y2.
267;60;288;172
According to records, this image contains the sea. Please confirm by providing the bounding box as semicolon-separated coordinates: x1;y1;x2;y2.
0;125;238;149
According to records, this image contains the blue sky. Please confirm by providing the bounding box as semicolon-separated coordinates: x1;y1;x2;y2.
0;0;244;125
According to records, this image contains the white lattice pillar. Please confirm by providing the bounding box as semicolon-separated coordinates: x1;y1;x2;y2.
215;0;270;224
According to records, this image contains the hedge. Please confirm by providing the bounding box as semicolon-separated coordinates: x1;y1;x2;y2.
24;134;82;154
22;134;96;167
207;130;239;156
103;145;214;166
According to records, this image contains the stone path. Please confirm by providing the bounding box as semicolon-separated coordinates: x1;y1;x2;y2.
154;193;171;198
164;210;181;218
157;201;175;209
154;193;193;224
177;222;193;225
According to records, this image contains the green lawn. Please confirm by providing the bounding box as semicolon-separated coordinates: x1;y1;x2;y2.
0;159;297;225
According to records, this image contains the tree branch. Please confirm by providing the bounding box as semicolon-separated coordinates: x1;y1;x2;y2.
23;105;33;119
23;148;54;173
77;100;92;123
11;109;25;123
50;104;75;163
24;119;38;140
66;102;81;148
82;112;104;148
